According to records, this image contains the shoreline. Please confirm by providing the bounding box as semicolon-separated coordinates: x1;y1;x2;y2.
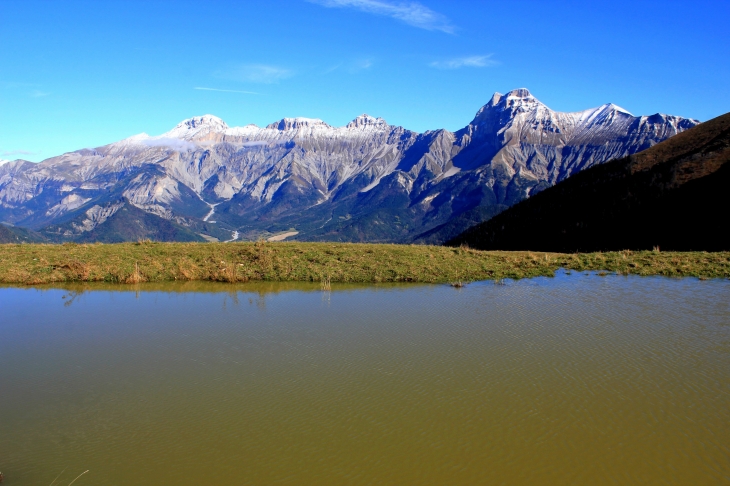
0;242;728;285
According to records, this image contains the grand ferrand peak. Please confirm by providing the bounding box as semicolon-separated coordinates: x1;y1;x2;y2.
163;115;230;139
175;115;229;131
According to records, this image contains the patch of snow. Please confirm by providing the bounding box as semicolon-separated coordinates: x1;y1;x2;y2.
605;103;633;115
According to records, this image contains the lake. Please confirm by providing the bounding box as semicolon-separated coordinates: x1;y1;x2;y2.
1;272;729;484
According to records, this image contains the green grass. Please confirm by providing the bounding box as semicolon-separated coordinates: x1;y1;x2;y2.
0;242;728;285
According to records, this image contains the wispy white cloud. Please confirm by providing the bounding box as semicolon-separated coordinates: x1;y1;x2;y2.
30;90;50;98
323;59;375;75
323;63;344;74
140;138;198;152
215;64;293;84
194;87;260;95
0;82;39;89
308;0;455;33
1;149;38;157
349;59;374;73
429;55;498;69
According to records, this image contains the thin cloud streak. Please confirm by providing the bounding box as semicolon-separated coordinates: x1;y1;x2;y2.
323;63;344;74
429;55;498;69
140;138;197;152
0;82;39;89
1;149;39;158
349;59;374;73
30;90;50;98
215;64;293;84
194;87;260;95
322;59;374;75
308;0;455;34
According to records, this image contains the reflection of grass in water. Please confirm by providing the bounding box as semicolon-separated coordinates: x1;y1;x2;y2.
0;242;728;285
48;467;67;485
66;470;89;486
48;468;89;486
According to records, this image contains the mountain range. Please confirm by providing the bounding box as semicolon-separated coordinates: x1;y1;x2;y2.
0;89;699;243
447;111;730;252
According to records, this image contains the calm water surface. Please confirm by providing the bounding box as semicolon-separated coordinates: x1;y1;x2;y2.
1;273;729;485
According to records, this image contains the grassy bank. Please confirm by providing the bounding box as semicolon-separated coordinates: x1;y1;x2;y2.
0;241;728;285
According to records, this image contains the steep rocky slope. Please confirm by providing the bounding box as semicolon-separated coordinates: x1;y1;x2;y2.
447;112;730;252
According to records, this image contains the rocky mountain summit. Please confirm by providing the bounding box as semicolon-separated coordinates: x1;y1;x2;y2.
0;89;699;243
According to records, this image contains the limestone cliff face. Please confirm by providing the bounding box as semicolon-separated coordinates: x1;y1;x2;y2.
0;89;700;242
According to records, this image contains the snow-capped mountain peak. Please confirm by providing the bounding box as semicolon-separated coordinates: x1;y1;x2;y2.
266;117;331;131
471;88;545;125
163;115;229;139
347;114;389;129
603;103;632;116
0;159;12;166
504;88;535;100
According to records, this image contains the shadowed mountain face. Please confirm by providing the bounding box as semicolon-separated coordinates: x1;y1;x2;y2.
0;89;699;243
447;113;730;252
40;199;205;243
0;223;46;244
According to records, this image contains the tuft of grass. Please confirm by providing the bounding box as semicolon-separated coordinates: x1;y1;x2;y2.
0;242;728;285
125;262;143;284
66;470;89;486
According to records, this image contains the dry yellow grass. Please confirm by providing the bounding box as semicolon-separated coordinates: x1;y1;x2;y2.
0;241;728;285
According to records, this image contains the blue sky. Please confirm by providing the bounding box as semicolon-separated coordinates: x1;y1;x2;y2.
1;0;728;162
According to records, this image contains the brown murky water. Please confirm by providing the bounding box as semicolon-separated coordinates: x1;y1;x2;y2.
1;273;729;485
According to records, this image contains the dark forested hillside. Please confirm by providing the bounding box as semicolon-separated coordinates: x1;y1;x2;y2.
0;224;47;244
447;113;730;252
